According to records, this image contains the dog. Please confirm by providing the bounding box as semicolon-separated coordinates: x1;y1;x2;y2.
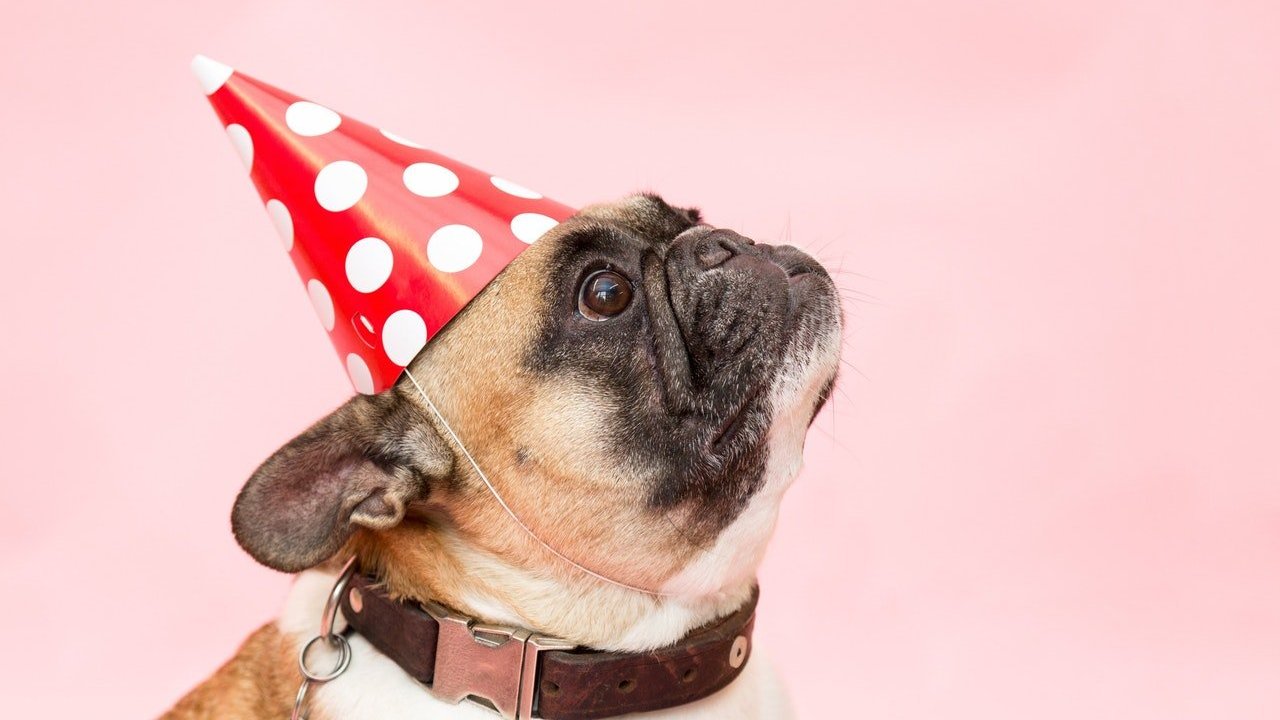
164;193;842;719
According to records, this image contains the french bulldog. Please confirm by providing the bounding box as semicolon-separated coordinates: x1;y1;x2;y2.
164;193;843;719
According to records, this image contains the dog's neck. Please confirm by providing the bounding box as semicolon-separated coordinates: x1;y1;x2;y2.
348;499;778;653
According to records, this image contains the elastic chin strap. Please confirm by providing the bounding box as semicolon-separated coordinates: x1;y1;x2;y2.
401;369;672;598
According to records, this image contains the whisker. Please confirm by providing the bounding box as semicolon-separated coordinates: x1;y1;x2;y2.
831;378;857;404
839;357;870;382
809;421;854;453
829;388;837;449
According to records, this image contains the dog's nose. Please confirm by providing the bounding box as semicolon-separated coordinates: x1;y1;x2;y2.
692;228;757;270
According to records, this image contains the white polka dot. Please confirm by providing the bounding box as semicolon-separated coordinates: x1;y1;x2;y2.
345;237;394;293
191;54;233;95
314;160;368;212
427;224;484;273
225;124;252;170
403;163;459;198
265;200;293;251
346;353;375;395
379;129;425;148
489;176;542;199
307;279;335;331
510;213;559;243
285;101;341;137
382;310;428;366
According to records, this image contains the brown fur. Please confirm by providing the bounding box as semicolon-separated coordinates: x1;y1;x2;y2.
162;624;297;719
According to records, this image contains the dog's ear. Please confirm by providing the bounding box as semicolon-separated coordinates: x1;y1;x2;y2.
673;205;702;226
232;391;452;572
637;192;702;228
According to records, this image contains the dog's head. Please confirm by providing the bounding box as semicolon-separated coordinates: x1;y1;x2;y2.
233;193;841;599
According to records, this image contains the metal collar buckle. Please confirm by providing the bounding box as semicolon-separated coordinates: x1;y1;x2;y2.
423;601;575;720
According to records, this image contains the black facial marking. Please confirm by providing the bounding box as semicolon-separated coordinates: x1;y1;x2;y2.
526;194;839;544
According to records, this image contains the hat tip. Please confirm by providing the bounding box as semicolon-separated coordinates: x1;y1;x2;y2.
191;54;234;95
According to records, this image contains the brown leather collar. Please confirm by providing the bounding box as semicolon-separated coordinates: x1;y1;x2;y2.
338;572;758;719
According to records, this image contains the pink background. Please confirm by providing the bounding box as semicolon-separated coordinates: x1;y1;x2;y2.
2;1;1278;717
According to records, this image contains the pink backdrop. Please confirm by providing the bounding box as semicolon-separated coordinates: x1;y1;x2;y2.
2;1;1278;717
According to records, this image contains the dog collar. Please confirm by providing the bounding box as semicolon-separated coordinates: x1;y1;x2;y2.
337;571;758;719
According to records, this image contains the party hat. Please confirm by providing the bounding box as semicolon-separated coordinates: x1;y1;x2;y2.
191;55;575;394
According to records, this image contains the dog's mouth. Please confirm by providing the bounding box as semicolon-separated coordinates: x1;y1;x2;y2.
710;384;766;451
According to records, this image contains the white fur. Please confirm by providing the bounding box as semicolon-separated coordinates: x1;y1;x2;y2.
281;568;793;719
458;589;527;628
436;519;752;652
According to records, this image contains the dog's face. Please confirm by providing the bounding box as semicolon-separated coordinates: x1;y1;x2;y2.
234;194;841;596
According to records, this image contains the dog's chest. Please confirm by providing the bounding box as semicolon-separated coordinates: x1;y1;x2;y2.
281;570;792;720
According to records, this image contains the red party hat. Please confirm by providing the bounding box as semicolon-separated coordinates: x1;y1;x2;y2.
191;55;575;394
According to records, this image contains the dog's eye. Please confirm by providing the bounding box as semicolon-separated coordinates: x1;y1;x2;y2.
578;270;633;321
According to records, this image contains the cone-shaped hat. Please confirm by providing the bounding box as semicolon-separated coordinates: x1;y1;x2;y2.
191;55;575;394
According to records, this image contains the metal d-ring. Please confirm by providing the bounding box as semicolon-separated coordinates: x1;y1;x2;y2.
320;556;359;638
291;557;360;719
299;633;352;682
